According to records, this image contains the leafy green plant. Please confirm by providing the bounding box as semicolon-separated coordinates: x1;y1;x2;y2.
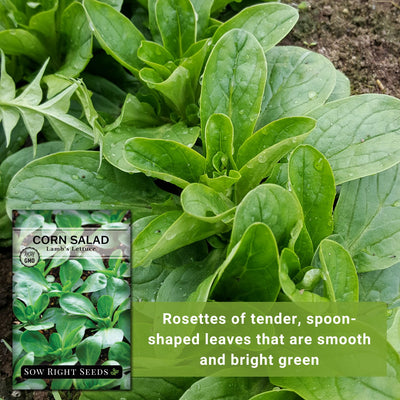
12;210;131;390
2;0;400;398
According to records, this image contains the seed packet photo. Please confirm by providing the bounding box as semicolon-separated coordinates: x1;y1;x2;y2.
12;210;131;391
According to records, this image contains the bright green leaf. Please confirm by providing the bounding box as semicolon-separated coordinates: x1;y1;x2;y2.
213;223;280;301
124;138;206;188
200;29;267;154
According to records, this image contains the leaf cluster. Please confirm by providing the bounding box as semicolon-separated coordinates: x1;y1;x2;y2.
1;0;400;398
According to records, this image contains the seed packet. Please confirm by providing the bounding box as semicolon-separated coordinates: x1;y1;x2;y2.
12;210;131;391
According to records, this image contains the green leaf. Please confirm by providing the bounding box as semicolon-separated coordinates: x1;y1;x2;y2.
21;331;51;357
76;336;102;365
124;138;206;188
15;281;42;306
109;341;130;368
97;295;114;318
49;332;63;350
137;40;176;79
56;2;93;78
94;327;124;348
13;380;47;390
333;164;400;272
59;293;99;320
249;389;301;400
155;0;196;58
156;249;225;302
55;211;82;228
213;3;298;52
13;299;27;323
60;260;83;288
0;120;28;164
181;183;235;223
279;248;327;302
204;113;236;174
327;69;350;102
105;93;159;130
229;184;303;253
133;211;227;267
189;0;213;39
180;377;270;400
83;0;145;75
180;39;209;96
0;51;15;101
0;56;93;152
80;378;197;400
6;151;169;219
294;227;314;267
139;66;194;117
117;309;130;342
199;170;241;193
318;239;359;302
388;308;400;353
213;223;280;302
271;343;400;400
306;94;400;184
132;241;208;302
235;118;314;198
257;46;336;129
78;272;108;293
0;29;48;63
56;315;89;342
64;324;86;349
104;122;199;173
13;351;34;381
14;266;49;291
288;145;335;248
359;264;400;308
0;142;65;197
200;29;267;154
237;117;316;168
95;277;130;309
27;1;57;57
33;294;49;316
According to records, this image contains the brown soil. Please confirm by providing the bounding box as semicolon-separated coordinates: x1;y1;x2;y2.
281;0;400;97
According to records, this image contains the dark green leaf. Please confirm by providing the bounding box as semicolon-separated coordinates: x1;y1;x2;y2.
213;223;280;301
6;151;169;219
83;0;145;75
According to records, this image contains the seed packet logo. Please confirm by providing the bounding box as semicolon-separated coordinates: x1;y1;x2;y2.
19;247;40;267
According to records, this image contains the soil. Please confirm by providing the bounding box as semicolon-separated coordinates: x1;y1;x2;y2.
281;0;400;97
0;1;399;399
